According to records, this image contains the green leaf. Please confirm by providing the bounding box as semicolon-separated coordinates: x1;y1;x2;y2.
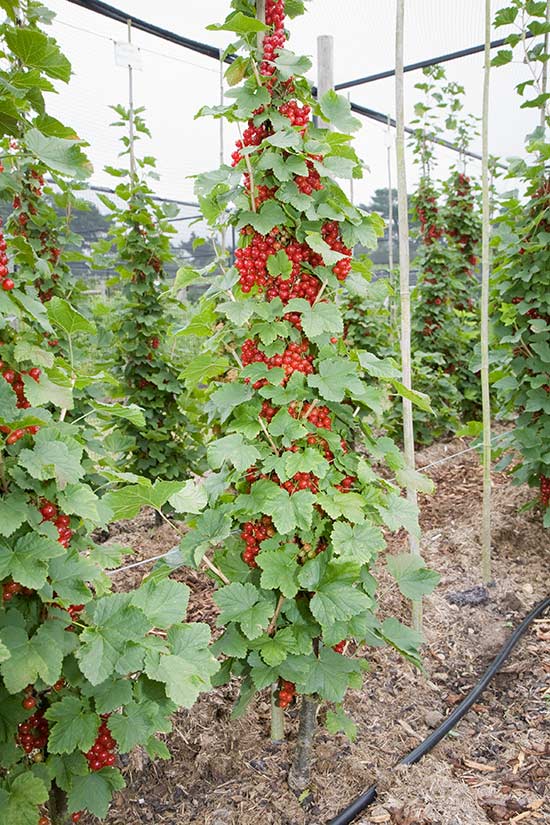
294;300;343;340
358;350;401;379
77;595;152;685
326;705;357;741
267;249;293;278
378;492;420;538
387;554;440;600
319;90;361;133
0;492;30;537
67;770;126;819
18;440;82;488
47;296;95;336
45;696;99;754
305;231;346;266
268;407;307;443
207;433;261;473
273;49;312;80
168;480;208;514
209;382;253;423
307;357;362;402
132;579;189;627
310;580;371;629
144;622;218;706
494;7;518;26
91;402;145;428
23;372;73;410
257;544;299;598
214;583;274;640
58;483;101;521
207;12;269;33
1;773;49;825
238;201;287;235
13;340;54;368
330;521;385;564
180;354;229;387
391;380;433;412
381;617;423;667
302;647;362;702
5;28;71;81
0;621;66;693
103;480;186;520
25;128;91;178
491;48;513;67
174;264;201;289
0;533;63;589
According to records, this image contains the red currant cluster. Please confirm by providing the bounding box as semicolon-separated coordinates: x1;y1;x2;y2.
241;516;275;567
260;400;278;423
40;501;73;548
84;717;117;771
332;640;347;654
322;221;352;281
17;707;48;754
260;0;286;76
540;474;550;507
300;402;332;430
336;475;356;493
2;579;33;601
241;338;313;380
295;159;323;195
415;182;443;245
235;231;276;292
1;362;41;409
281;471;318;493
231;119;272;167
445;172;479;274
1;424;40;445
277;679;296;709
279;99;311;130
0;219;13;291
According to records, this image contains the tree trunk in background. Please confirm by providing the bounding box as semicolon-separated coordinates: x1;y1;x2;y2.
288;696;318;793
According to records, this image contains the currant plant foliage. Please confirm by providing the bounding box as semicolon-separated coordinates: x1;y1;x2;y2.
0;6;217;824
492;0;550;525
407;67;482;443
180;0;438;724
94;107;205;480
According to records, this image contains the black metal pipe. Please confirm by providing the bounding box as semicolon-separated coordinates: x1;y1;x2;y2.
335;33;536;91
328;594;550;825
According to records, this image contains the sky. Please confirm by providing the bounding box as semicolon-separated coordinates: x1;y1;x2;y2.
42;0;541;210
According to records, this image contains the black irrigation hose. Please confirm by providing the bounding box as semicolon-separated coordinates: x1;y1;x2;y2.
328;594;550;825
334;33;536;91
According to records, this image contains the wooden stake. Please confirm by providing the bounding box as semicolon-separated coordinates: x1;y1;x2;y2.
395;0;422;630
480;0;492;583
127;19;136;181
317;35;334;118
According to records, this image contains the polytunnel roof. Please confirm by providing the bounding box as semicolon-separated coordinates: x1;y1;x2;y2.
44;0;540;206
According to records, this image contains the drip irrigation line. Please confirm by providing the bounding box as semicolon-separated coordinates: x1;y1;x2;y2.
418;430;509;471
334;33;536;91
328;593;550;825
62;0;487;164
105;549;179;575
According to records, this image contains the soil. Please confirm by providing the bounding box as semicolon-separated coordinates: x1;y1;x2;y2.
101;436;549;825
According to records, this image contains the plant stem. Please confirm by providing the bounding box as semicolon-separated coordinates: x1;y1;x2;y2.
480;0;492;584
270;684;285;742
48;783;69;825
395;0;422;630
288;695;318;793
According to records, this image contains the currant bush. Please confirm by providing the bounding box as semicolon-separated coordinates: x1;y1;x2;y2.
94;108;205;480
0;6;218;823
184;0;438;755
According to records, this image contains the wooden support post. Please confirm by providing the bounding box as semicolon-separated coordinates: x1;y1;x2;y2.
480;0;492;583
317;34;334;127
395;0;422;630
127;18;136;181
